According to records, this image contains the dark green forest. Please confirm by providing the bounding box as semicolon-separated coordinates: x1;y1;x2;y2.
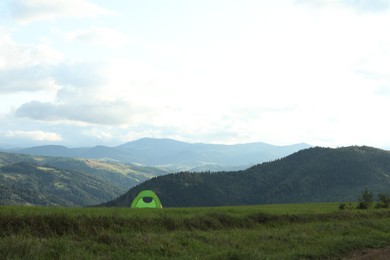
105;146;390;207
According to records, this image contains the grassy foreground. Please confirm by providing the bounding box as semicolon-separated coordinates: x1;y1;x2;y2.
1;203;390;259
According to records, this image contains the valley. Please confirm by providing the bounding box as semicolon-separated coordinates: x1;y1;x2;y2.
0;152;169;206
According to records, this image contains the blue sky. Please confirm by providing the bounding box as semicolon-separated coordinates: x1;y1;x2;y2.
1;0;390;148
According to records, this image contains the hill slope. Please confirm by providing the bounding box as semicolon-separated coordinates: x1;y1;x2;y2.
104;146;390;207
0;152;169;206
16;138;310;171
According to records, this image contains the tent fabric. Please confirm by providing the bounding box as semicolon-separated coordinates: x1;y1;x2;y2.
131;190;163;208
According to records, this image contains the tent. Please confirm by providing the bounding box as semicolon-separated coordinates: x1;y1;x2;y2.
131;190;163;208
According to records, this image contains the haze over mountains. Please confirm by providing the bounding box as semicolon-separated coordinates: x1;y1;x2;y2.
11;138;311;172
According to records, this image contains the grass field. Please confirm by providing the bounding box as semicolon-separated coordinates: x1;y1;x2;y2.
1;203;390;259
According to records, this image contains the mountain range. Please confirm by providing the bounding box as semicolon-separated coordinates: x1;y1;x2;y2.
9;138;390;208
104;146;390;207
0;152;169;206
10;138;311;171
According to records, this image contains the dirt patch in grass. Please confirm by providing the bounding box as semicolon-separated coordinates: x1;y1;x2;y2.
346;247;390;260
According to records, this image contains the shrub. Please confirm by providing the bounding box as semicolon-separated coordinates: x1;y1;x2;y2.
338;202;353;210
376;193;390;208
357;189;373;209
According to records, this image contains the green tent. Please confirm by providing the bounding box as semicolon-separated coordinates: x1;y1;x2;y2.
131;190;163;208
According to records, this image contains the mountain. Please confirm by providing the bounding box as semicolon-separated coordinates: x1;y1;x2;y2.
19;145;75;157
104;146;390;207
115;138;307;168
15;138;310;171
0;152;169;206
18;145;127;161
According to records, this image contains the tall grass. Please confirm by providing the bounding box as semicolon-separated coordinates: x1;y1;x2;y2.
1;203;390;259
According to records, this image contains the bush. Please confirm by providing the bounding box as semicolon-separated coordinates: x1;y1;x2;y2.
338;202;353;210
357;189;373;209
376;193;390;208
338;203;346;210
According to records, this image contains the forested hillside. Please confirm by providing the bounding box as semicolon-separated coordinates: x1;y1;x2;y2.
0;152;169;206
105;146;390;207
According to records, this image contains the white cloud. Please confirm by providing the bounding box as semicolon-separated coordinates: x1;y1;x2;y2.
64;27;128;48
5;130;62;141
296;0;390;12
7;0;114;24
0;29;110;96
15;100;134;125
81;128;113;141
0;73;58;94
53;61;108;89
0;28;63;70
0;27;63;93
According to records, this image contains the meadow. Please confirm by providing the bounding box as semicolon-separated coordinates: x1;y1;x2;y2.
1;203;390;259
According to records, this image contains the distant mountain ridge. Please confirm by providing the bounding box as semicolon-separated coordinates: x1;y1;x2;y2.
104;146;390;207
14;138;311;171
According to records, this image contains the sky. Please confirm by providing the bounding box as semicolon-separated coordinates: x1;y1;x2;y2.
1;0;390;148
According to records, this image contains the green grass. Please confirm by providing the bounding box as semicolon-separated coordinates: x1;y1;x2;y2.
1;203;390;259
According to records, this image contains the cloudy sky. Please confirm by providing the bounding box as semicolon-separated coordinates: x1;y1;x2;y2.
1;0;390;148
